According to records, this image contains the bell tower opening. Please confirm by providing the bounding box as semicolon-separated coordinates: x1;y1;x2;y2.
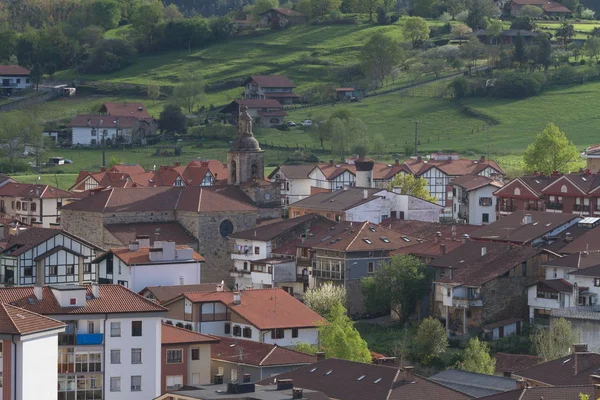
230;160;237;184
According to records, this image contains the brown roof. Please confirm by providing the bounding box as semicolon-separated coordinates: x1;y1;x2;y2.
470;211;578;244
514;353;600;386
402;157;504;177
105;222;197;247
173;288;325;330
68;115;146;129
237;99;284;108
162;323;219;345
480;386;595;400
0;284;167;315
262;8;304;17
1;228;102;257
381;219;479;239
97;245;204;265
452;175;503;191
559;227;600;254
0;303;65;335
542;251;600;269
532;279;574;293
300;221;420;252
290;187;383;212
244;75;296;88
389;375;472;400
140;283;229;304
231;213;327;241
0;183;72;199
99;102;152;119
60;187;256;213
494;352;541;374
211;337;316;366
269;164;318;180
70;171;135;191
429;241;505;268
263;92;301;98
0;65;30;75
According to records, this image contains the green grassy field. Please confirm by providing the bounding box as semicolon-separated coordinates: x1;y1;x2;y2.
11;174;80;190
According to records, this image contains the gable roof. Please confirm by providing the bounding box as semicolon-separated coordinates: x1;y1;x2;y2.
430;369;516;398
260;8;304;17
171;288;325;330
60;187;256;213
402;157;504;177
0;303;65;336
0;284;167;315
105;221;197;247
558;226;600;254
290;187;382;212
99;102;152;119
96;245;204;265
1;228;103;257
514;353;600;386
230;213;326;241
68;115;145;129
531;279;574;293
381;218;479;239
494;353;541;374
162;323;219;345
0;65;30;75
244;75;296;88
452;175;503;191
470;211;578;244
542;251;600;269
140;284;229;304
211;336;316;366
268;164;318;180
0;183;72;199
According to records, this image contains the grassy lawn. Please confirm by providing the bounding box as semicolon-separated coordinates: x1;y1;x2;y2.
11;174;80;190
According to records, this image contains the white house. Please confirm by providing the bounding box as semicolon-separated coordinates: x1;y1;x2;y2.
0;283;168;400
242;75;300;105
68;115;153;146
0;303;65;400
95;237;203;293
451;175;503;225
0;65;31;94
0;183;75;227
0;227;104;286
163;288;324;347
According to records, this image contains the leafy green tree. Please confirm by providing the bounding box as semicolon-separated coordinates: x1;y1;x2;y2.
91;0;121;30
249;0;278;20
413;317;448;364
304;282;346;317
361;0;384;21
30;63;43;90
158;104;187;134
485;18;503;43
460;36;486;66
533;34;552;71
523;123;579;174
519;4;543;18
147;84;160;105
328;117;367;160
513;33;527;65
110;156;124;167
555;22;575;48
309;0;343;19
531;318;578;361
413;0;439;17
0;114;40;172
361;254;433;320
557;0;579;12
442;0;466;18
460;338;496;374
466;0;498;30
387;173;437;202
173;75;204;114
131;0;163;43
319;302;372;363
585;36;600;62
0;24;17;63
402;16;430;48
510;17;537;31
452;23;472;40
361;32;404;87
78;26;106;48
293;342;319;355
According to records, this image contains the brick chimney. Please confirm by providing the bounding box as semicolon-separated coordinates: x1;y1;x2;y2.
515;379;528;390
315;352;325;361
401;366;415;382
574;343;590;376
434;231;441;243
394;159;400;166
480;155;486;162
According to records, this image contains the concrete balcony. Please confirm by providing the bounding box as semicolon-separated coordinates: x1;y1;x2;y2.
552;306;600;320
452;297;482;308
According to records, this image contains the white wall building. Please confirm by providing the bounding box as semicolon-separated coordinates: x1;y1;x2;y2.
0;65;31;94
68;115;152;146
95;238;203;293
0;183;75;227
451;175;503;225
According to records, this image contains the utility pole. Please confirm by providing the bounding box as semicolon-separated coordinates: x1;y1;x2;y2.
413;120;419;157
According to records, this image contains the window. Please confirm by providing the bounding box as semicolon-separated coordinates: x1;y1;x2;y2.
368;262;374;273
243;327;252;338
521;261;527;277
22;202;28;211
110;377;121;392
166;375;183;390
254;247;260;255
88;321;95;334
243;262;248;271
49;265;58;275
110;322;121;337
166;349;182;364
482;213;489;223
479;197;493;207
191;348;200;361
131;321;142;336
16;202;20;210
70;298;76;305
595;278;600;287
292;328;298;338
66;265;75;275
131;376;141;392
111;349;121;364
23;267;33;276
271;328;284;339
31;202;36;212
224;323;231;334
232;325;241;337
131;348;142;364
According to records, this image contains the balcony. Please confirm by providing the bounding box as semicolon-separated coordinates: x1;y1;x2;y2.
76;333;103;345
313;269;344;280
229;267;251;277
296;274;309;283
546;202;563;211
551;306;600;320
524;204;542;211
574;204;591;213
498;204;516;213
452;297;482;308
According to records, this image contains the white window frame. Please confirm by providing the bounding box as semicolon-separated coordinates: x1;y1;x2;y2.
131;376;141;392
110;322;121;337
166;375;183;390
166;348;183;364
110;349;121;364
131;348;142;364
110;377;121;392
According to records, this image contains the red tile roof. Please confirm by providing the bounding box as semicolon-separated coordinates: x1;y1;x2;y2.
162;323;219;345
68;115;145;129
0;183;72;199
99;102;152;119
402;157;504;177
0;303;65;335
244;75;297;88
99;245;204;265
175;288;325;330
512;0;571;12
211;337;316;366
105;222;197;247
0;65;30;75
451;175;503;191
0;284;167;315
494;352;541;374
139;284;229;304
231;214;328;241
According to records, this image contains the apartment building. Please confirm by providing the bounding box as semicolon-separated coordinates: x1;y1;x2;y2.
0;183;74;227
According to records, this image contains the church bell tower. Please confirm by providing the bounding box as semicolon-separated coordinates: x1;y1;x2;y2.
227;105;265;186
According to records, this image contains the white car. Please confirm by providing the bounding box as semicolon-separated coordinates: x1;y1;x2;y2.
287;121;297;127
301;120;313;127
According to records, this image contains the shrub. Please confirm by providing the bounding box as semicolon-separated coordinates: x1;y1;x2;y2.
553;65;578;84
493;71;544;99
390;14;400;23
83;39;137;73
450;76;470;99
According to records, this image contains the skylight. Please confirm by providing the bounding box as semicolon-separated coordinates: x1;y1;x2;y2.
369;227;377;232
27;298;35;304
325;370;333;375
546;223;552;227
357;375;366;381
401;236;411;242
380;237;390;243
309;368;318;373
363;238;373;244
373;378;382;384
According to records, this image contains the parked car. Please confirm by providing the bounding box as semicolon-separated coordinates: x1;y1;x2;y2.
64;159;73;164
287;121;297;127
301;120;312;127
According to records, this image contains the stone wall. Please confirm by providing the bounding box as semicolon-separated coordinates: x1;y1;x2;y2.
480;276;536;324
60;211;105;248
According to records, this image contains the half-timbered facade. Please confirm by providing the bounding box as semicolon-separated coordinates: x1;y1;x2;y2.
0;228;103;285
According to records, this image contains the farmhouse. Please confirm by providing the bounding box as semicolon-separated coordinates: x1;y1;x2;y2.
259;8;306;29
510;0;571;17
242;75;300;105
220;99;287;127
0;65;31;94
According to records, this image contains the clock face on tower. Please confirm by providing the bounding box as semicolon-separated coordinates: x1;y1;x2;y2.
219;219;234;238
265;193;271;201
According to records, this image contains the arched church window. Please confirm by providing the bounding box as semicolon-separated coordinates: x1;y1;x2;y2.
231;161;237;183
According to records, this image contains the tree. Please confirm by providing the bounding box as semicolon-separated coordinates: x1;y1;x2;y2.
30;63;43;90
533;34;552;71
531;318;578;361
0;114;39;172
293;342;319;355
452;23;472;40
163;3;183;22
91;0;121;30
309;0;342;19
318;302;372;363
387;173;437;202
249;0;278;20
147;84;160;105
519;4;543;18
402;16;430;48
304;282;346;317
421;58;446;78
460;338;496;374
466;0;498;30
413;317;448;364
510;17;537;31
328;117;367;160
485;18;503;44
557;0;579;12
158;104;187;134
361;0;384;21
460;36;486;66
555;22;575;48
513;33;527;66
523;123;579;174
361;32;404;87
361;254;432;320
172;75;204;114
585;36;600;62
130;0;163;43
442;0;466;18
413;0;439;18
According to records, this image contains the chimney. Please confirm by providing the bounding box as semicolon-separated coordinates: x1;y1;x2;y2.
480;155;486;162
565;232;573;242
233;291;241;305
523;214;532;225
440;243;446;255
292;389;304;399
91;282;100;298
401;366;415;382
174;161;181;167
481;246;487;256
315;352;325;361
574;343;589;376
461;234;469;243
434;231;441;243
34;284;43;301
129;241;140;252
135;235;150;248
363;189;368;199
394;159;400;166
515;379;528;390
216;282;225;292
329;160;334;165
417;156;422;162
276;379;294;391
